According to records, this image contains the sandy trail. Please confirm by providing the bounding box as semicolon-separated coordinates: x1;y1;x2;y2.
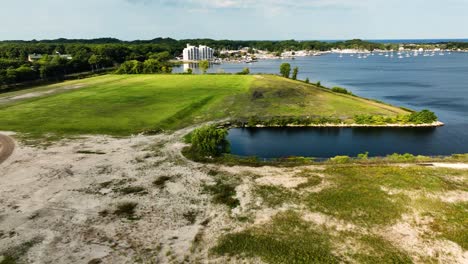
430;163;468;169
0;134;14;164
0;84;85;105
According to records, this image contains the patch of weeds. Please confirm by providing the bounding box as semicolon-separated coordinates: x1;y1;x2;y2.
191;230;204;253
415;198;467;249
255;185;298;207
183;211;198;225
308;184;407;226
351;235;413;263
307;167;409;226
99;181;113;189
203;173;241;209
207;169;219;176
153;176;171;188
134;157;145;163
118;186;147;195
96;165;112;175
325;166;466;192
296;176;322;189
76;150;106;155
0;236;43;264
114;201;138;218
213;211;340;263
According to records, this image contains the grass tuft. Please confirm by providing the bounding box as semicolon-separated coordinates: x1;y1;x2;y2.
213;211;340;263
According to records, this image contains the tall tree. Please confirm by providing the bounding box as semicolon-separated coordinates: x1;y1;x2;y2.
280;63;291;78
292;66;298;80
199;60;209;74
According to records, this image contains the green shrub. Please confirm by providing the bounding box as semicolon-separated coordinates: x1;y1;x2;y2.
330;155;351;163
331;86;351;95
190;125;230;157
386;153;416;162
408;109;437;124
354;110;437;125
357;152;369;160
237;67;250;75
114;201;138;217
280;63;291;78
204;174;240;209
305;77;310;83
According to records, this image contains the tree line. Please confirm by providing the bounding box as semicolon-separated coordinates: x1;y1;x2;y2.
2;38;466;86
0;42;175;86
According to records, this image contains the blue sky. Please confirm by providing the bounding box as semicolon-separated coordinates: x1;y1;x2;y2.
1;0;467;40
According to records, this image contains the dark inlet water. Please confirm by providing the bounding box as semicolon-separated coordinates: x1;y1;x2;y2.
228;127;458;159
176;52;468;158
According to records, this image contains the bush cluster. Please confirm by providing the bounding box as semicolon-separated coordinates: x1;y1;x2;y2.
189;125;230;157
354;110;437;125
233;116;343;127
116;59;172;74
331;86;352;95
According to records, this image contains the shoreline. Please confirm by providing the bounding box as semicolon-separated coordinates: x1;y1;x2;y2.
226;121;445;129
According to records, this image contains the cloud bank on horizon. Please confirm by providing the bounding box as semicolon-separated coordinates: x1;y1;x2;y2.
0;0;466;40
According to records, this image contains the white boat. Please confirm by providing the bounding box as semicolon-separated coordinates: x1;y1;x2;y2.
398;55;404;59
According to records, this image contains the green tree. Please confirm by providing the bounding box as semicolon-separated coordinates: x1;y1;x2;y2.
305;77;310;84
116;60;143;74
238;67;250;75
190;125;230;157
143;59;161;73
280;63;291;78
186;68;193;74
199;60;209;74
292;66;298;80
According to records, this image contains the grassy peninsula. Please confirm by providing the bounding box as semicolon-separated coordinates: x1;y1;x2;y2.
0;74;417;137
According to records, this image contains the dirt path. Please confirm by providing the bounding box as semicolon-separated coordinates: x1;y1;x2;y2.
0;84;85;105
0;134;14;164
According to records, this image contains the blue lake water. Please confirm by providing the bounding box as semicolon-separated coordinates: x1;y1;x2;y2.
175;53;468;158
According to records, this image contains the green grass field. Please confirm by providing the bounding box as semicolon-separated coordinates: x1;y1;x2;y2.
0;74;409;136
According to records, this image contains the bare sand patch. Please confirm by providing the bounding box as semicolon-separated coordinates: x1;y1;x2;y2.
431;163;468;169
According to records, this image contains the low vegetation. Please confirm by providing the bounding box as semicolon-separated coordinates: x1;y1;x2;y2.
203;172;240;209
188;125;230;157
212;165;467;263
354;110;438;125
331;86;352;95
213;211;340;263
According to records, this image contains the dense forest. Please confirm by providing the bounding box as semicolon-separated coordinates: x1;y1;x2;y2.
1;38;466;87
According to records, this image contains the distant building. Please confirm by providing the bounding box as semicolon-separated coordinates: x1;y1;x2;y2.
183;44;213;61
28;54;43;62
27;53;73;62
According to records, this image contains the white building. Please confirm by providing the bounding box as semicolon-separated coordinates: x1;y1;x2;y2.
183;44;214;61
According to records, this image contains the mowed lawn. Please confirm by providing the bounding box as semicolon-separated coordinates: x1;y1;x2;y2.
0;75;253;135
0;74;409;136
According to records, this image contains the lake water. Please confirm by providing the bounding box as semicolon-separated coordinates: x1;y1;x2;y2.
176;53;468;158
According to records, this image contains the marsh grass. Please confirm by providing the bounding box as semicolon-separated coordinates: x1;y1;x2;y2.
255;185;298;207
415;198;468;249
213;211;340;263
114;201;138;218
203;173;241;209
351;235;413;263
153;176;171;188
0;237;43;264
118;186;147;195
